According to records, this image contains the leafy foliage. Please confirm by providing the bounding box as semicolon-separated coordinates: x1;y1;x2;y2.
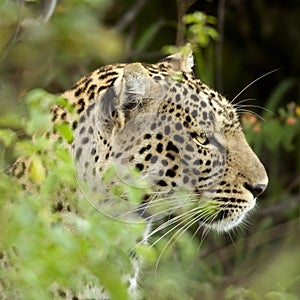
0;0;299;299
163;10;219;85
0;90;148;299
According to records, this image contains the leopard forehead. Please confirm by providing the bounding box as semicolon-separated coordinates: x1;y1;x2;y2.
142;74;238;132
64;50;267;232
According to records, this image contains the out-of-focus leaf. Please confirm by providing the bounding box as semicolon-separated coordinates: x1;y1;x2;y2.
0;129;16;146
54;123;73;143
262;119;282;150
135;19;165;52
264;79;297;118
281;123;297;151
28;155;46;184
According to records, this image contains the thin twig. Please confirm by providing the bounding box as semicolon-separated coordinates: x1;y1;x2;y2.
257;193;300;219
1;1;25;59
176;0;197;46
115;0;150;32
198;216;300;262
41;0;57;23
216;0;225;92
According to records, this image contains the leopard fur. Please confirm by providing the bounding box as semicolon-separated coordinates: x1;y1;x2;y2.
62;50;268;231
5;49;268;299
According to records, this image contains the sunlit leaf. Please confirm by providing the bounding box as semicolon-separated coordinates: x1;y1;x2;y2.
0;129;16;146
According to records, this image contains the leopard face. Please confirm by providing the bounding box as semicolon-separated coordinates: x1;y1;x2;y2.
63;50;268;232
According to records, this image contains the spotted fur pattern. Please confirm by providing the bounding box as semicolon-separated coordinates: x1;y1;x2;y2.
6;50;268;299
62;50;268;231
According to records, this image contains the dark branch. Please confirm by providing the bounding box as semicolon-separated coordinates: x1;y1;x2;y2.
115;0;150;32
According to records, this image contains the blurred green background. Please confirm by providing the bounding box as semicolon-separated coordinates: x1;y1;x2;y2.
0;0;299;299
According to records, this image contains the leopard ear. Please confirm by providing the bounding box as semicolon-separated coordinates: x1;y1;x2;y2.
118;62;164;111
121;63;153;101
96;82;125;133
97;63;164;131
159;44;194;73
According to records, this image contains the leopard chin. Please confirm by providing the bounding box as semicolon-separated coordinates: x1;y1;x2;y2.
199;195;257;232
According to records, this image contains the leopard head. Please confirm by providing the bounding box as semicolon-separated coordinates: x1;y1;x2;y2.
71;50;268;232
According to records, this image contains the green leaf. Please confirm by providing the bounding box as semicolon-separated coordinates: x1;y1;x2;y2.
0;129;16;146
28;155;46;184
281;123;297;151
135;244;157;266
264;79;297;118
0;112;24;128
54;123;73;143
262;119;282;150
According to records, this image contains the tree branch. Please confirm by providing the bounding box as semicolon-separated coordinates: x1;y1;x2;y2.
115;0;150;32
41;0;57;23
216;0;226;92
257;193;300;219
176;0;196;46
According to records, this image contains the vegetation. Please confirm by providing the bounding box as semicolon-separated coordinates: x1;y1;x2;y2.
0;0;299;299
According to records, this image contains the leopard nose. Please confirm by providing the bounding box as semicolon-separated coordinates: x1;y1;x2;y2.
243;183;267;198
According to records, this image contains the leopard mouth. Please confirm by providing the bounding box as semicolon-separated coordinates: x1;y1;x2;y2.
197;197;256;232
202;211;248;232
136;192;255;232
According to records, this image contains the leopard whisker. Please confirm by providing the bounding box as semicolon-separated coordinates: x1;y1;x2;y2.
143;205;200;242
200;209;221;240
115;197;183;218
154;209;217;273
152;210;202;260
236;104;275;117
148;204;218;246
194;209;223;253
138;192;199;217
236;108;266;122
233;98;257;106
231;68;281;104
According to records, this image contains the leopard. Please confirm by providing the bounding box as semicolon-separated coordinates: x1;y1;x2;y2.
5;49;268;299
62;49;268;229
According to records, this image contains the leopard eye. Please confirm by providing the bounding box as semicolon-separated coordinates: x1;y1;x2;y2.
191;131;209;146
